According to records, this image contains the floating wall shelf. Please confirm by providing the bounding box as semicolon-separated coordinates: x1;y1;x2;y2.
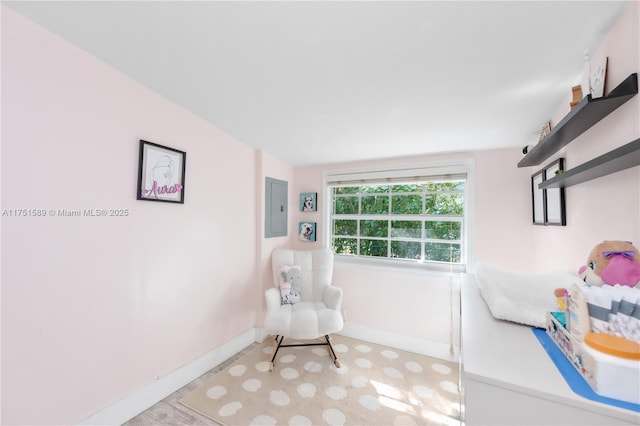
518;73;638;168
540;138;640;189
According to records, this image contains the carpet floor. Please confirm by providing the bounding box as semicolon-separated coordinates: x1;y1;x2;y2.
180;335;461;426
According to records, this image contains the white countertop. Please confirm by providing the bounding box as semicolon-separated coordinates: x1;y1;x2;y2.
461;273;639;424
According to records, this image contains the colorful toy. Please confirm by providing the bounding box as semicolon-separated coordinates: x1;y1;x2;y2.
578;240;640;288
554;288;569;311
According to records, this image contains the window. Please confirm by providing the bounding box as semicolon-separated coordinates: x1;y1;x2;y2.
326;165;468;270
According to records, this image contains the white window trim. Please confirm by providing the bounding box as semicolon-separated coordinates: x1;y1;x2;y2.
322;159;475;272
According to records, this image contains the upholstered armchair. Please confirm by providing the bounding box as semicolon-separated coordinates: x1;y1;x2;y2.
264;247;344;371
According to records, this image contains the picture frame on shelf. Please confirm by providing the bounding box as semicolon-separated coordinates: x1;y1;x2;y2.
299;192;317;212
590;57;608;99
137;140;186;204
538;121;552;142
543;158;566;226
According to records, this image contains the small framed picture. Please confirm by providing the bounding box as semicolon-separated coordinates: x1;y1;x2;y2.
137;140;186;203
299;192;317;212
538;121;552;142
590;57;608;98
298;221;316;242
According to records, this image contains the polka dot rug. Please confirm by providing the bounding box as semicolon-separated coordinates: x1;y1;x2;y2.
180;334;461;425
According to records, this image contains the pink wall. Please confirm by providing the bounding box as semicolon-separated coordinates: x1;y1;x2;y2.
2;7;259;425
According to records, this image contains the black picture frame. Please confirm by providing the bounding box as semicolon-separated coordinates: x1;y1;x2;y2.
137;140;186;204
531;158;566;226
531;169;546;225
543;158;566;226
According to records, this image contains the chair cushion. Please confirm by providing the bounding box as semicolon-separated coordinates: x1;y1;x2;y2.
276;264;302;305
264;301;344;340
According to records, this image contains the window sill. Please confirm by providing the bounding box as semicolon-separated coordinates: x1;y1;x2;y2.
333;254;465;276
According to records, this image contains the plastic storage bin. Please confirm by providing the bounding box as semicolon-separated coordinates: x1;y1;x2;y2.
546;312;640;405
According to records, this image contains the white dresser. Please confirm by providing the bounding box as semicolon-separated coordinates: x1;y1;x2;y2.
461;273;640;425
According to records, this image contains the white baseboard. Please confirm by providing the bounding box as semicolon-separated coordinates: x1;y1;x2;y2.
76;327;258;426
338;322;461;362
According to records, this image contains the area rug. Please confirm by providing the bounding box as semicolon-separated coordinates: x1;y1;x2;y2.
180;335;461;425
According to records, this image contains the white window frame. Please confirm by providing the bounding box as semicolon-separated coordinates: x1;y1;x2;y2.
323;160;475;273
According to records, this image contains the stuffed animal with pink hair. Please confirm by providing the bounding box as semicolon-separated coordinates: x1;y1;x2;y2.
578;240;640;288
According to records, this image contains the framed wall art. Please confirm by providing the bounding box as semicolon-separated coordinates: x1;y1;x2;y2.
300;192;317;212
590;57;608;98
538;121;552;142
531;169;546;225
543;158;566;226
137;140;186;204
298;221;316;242
531;158;566;226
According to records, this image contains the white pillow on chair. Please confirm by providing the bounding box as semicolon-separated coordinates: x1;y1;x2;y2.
277;264;302;305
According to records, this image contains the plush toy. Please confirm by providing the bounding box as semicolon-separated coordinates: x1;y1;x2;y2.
281;267;302;302
578;240;640;288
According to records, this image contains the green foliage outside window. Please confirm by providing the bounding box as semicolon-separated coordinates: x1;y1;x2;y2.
359;239;388;257
360;220;387;238
391;194;422;214
425;221;460;240
361;196;389;214
333;219;357;236
333;237;357;255
331;181;465;264
391;240;421;259
391;221;421;238
334;197;358;215
425;242;461;263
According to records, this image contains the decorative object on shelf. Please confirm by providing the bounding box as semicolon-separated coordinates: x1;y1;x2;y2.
570;85;583;109
538;121;552;142
590;57;608;98
298;221;316;241
531;169;545;225
543;158;566;226
299;192;317;211
581;50;591;98
137;139;186;204
522;141;537;155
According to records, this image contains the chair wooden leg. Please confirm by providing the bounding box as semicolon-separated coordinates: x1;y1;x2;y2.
325;335;341;367
269;335;284;372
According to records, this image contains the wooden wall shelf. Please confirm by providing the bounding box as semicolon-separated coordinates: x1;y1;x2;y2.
540;138;640;189
518;73;638;168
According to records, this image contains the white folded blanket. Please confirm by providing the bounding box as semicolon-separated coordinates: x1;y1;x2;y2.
475;263;581;328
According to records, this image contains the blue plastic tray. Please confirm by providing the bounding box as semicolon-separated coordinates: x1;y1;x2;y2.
532;327;639;412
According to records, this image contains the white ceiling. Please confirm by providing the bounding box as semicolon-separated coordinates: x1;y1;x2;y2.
5;1;629;166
